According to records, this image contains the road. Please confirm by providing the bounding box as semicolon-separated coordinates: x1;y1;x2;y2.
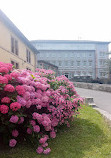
75;87;111;114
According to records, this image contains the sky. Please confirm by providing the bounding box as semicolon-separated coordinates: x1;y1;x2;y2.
1;0;111;48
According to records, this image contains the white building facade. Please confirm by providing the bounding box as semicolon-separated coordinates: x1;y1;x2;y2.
31;40;110;79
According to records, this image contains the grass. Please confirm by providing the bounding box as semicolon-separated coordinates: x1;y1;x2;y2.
0;105;111;158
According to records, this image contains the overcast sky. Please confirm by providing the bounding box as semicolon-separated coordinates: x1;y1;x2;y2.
1;0;111;45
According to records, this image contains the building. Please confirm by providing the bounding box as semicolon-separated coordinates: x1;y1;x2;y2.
0;10;39;71
31;40;110;79
37;60;58;76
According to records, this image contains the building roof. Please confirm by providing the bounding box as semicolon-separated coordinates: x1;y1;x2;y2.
0;9;39;54
31;40;111;51
38;60;58;68
31;40;111;44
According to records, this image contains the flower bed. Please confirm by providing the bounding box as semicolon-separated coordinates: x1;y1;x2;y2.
0;62;83;154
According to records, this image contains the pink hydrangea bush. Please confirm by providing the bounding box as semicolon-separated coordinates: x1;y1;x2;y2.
0;62;83;154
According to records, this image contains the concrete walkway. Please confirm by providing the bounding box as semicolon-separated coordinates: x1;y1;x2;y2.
75;87;111;114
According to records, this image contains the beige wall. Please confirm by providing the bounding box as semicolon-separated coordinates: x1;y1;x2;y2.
0;20;36;71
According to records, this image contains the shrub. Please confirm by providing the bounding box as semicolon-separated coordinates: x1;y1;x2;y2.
0;62;83;154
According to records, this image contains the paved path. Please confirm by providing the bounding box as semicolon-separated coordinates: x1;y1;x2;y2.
75;87;111;114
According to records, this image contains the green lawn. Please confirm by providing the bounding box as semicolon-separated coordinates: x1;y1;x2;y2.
1;105;111;158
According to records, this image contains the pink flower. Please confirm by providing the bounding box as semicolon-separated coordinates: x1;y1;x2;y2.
43;148;51;154
12;129;19;137
1;97;11;103
10;102;21;111
27;128;32;134
42;142;48;147
0;67;9;74
50;131;56;138
9;115;19;123
9;139;17;147
30;120;36;126
46;90;51;96
42;120;49;127
23;92;30;100
39;137;47;144
32;113;43;122
15;85;25;95
4;74;12;81
33;125;40;133
42;96;49;103
10;72;19;79
51;118;59;127
18;117;24;124
0;105;9;114
17;96;26;107
36;146;43;154
4;84;15;92
25;100;32;108
36;105;42;110
0;75;8;84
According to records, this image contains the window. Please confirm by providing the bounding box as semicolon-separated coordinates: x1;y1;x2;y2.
26;49;31;63
71;61;74;66
11;36;18;55
77;53;80;58
65;54;68;58
88;72;92;76
83;71;87;76
15;40;18;55
53;61;56;65
52;53;55;58
77;71;81;76
99;59;105;66
100;52;105;56
58;61;62;66
26;67;31;71
77;61;80;66
11;60;19;69
100;72;106;77
83;60;87;66
83;53;86;58
65;61;68;66
89;53;92;56
46;53;49;58
89;61;92;66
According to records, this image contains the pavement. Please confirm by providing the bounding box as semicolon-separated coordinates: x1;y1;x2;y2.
75;87;111;125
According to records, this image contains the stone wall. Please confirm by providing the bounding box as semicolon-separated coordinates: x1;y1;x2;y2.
73;82;111;93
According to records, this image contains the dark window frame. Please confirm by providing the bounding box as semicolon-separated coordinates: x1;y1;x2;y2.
11;60;19;69
26;49;31;63
11;36;19;55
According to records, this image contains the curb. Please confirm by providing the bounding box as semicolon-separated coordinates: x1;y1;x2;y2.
93;106;111;126
83;97;111;126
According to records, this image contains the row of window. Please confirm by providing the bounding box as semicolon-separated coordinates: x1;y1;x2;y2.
99;72;108;77
11;60;31;70
39;52;93;58
99;52;106;56
99;59;107;66
11;36;31;64
59;71;93;76
47;60;93;67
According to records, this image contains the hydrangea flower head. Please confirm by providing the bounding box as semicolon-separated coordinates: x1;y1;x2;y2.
36;146;43;154
10;102;21;111
9;115;19;123
0;75;8;84
12;129;19;137
9;139;17;147
1;97;11;103
43;148;51;154
0;105;9;114
4;84;15;92
15;85;25;95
